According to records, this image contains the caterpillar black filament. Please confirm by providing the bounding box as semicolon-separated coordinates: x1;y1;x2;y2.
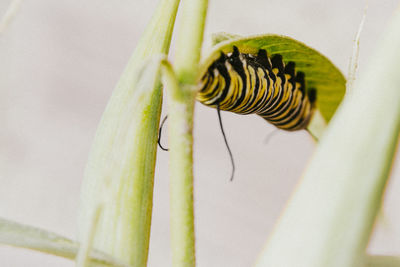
197;46;317;131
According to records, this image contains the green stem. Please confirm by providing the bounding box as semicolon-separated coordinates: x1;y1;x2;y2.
78;0;180;266
174;0;209;85
168;93;196;267
167;0;208;266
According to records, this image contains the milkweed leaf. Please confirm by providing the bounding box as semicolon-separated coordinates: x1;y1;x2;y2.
78;0;180;265
199;34;346;136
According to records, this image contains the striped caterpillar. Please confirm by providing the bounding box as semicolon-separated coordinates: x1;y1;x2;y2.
197;46;317;131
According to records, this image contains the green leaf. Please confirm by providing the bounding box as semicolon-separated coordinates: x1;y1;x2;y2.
0;217;130;267
198;34;346;126
77;0;180;266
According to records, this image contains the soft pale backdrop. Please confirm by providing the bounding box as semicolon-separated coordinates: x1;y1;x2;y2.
1;0;400;266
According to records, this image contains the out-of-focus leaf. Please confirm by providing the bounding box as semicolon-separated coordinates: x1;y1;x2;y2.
0;0;22;34
0;218;130;267
255;9;400;267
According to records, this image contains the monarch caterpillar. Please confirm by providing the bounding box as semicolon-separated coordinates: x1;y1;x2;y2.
197;46;317;131
159;36;346;180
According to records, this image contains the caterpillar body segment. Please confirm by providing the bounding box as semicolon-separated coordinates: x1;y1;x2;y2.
197;46;317;131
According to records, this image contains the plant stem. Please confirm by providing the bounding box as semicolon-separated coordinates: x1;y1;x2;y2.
78;0;180;266
168;93;196;267
167;0;208;266
174;0;208;85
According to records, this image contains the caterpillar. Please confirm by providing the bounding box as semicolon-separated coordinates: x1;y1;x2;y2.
159;45;325;180
197;46;317;131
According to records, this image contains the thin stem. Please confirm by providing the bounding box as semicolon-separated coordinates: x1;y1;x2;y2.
347;4;367;93
174;0;209;85
167;0;208;266
168;96;196;267
162;58;198;267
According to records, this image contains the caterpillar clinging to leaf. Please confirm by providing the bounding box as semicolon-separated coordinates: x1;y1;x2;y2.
159;34;346;180
197;46;317;131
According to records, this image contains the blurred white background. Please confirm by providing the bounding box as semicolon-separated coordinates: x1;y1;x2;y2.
1;0;400;266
